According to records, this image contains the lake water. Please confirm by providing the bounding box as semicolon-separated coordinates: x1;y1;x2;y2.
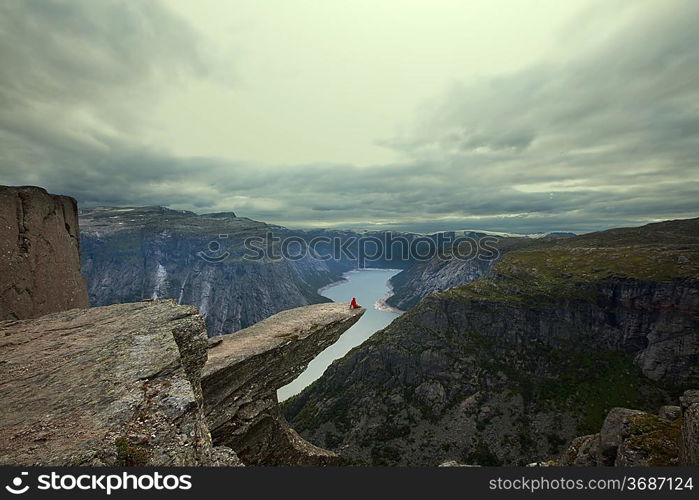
277;268;402;402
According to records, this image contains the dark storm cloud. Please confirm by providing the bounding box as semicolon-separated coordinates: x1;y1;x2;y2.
0;0;697;233
0;0;204;159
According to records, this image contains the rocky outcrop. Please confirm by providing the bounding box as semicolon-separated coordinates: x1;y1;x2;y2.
562;390;699;467
679;390;699;465
284;218;699;466
0;188;367;466
0;300;362;466
0;186;88;320
202;303;364;465
0;300;239;466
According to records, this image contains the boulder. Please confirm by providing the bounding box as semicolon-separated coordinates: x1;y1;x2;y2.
562;409;682;467
659;405;681;421
598;408;645;465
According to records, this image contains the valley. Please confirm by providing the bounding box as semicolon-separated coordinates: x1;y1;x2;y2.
278;268;402;401
283;218;699;465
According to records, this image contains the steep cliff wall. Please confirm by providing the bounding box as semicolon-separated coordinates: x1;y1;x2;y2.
0;186;88;320
284;218;699;466
385;255;495;311
79;206;425;336
79;206;343;336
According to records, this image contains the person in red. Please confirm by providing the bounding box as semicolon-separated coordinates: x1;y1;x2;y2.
350;297;361;309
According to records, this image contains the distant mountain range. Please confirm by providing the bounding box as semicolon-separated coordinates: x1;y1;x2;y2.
79;205;578;336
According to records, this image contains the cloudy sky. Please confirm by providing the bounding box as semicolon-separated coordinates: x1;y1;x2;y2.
1;0;697;233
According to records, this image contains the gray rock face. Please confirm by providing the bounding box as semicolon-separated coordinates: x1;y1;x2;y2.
0;300;237;466
386;255;494;311
285;282;695;465
0;185;88;320
680;390;699;465
80;206;344;336
202;303;364;465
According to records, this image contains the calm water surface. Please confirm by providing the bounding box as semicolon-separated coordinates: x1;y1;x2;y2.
277;269;401;401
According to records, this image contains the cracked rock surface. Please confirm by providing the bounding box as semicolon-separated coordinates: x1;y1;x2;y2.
0;300;238;466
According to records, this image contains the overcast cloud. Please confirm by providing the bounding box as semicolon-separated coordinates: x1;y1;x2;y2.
0;0;697;233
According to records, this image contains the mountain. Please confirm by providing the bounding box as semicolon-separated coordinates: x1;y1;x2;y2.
283;217;699;465
79;206;350;336
385;233;575;311
78;206;472;336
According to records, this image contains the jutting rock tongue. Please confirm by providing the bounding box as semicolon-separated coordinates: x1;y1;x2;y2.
0;185;89;320
202;303;364;465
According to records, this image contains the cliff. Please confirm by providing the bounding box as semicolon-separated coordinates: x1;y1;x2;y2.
202;303;364;465
0;187;366;466
78;206;473;336
385;234;573;311
0;186;88;320
385;249;495;311
0;300;362;466
79;206;343;336
284;218;699;465
0;300;236;465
